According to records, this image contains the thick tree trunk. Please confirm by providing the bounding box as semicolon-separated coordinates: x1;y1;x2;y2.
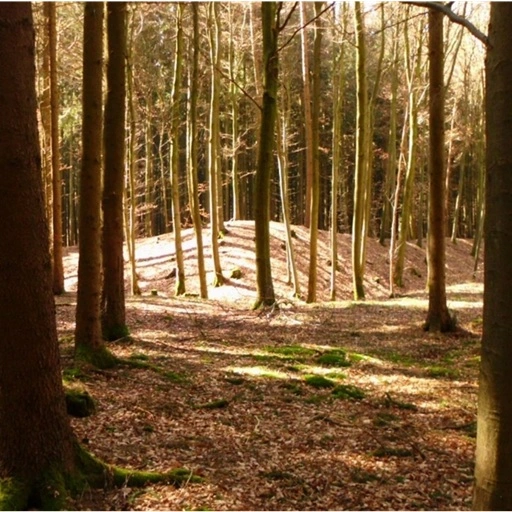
474;4;512;509
101;2;128;341
0;4;77;507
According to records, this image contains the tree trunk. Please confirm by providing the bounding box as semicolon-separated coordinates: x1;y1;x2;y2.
187;3;208;299
306;1;323;304
208;2;224;287
49;2;65;295
473;4;512;508
351;2;368;301
101;2;128;341
423;8;454;333
170;3;186;296
75;2;117;368
253;1;279;309
0;6;77;507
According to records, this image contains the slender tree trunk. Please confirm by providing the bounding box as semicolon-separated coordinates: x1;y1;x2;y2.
208;2;224;287
351;2;368;301
306;1;323;304
48;2;65;295
423;8;454;333
300;2;313;229
101;2;128;341
277;104;300;298
75;2;117;368
474;5;512;508
253;1;279;309
187;3;208;299
125;5;141;296
170;2;186;296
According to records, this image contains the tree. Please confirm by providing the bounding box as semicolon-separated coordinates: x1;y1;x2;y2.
187;3;208;299
207;2;224;287
474;4;512;508
351;2;369;300
169;2;186;296
423;8;454;332
48;2;65;295
75;3;117;367
102;2;129;341
0;6;77;507
306;1;323;304
253;1;281;309
0;6;184;508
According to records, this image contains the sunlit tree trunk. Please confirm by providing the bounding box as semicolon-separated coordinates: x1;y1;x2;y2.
380;24;399;245
170;2;185;296
423;8;454;332
101;2;128;341
474;4;512;508
208;2;224;287
187;3;208;299
394;16;424;287
75;2;116;368
351;2;369;300
254;1;279;309
306;1;323;304
125;5;141;296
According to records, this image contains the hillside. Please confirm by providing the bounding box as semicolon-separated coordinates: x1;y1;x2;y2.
63;220;482;305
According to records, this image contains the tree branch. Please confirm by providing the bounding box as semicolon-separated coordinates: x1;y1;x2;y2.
278;2;335;54
404;1;489;48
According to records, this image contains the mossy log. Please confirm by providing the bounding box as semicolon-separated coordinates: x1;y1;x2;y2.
0;443;202;511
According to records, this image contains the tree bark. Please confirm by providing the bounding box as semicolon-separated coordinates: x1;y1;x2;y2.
423;8;454;332
49;2;65;295
474;4;512;509
101;2;128;341
0;4;77;507
253;1;279;309
75;2;117;367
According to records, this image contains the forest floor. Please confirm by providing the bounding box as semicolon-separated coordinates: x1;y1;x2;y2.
58;221;483;511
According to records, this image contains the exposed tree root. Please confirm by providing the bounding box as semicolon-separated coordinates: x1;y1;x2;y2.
0;443;202;511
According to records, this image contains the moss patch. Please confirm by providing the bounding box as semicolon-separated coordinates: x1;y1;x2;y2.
316;350;352;367
331;384;365;400
303;374;335;389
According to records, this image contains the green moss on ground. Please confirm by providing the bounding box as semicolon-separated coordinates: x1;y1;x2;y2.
303;374;335;389
75;344;119;370
64;387;96;418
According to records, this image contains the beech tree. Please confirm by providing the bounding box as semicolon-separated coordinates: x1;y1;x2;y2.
474;3;512;508
423;8;454;332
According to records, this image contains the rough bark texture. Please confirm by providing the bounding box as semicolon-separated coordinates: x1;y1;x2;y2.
253;2;278;309
474;4;512;509
423;8;454;333
102;2;128;341
0;3;77;506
